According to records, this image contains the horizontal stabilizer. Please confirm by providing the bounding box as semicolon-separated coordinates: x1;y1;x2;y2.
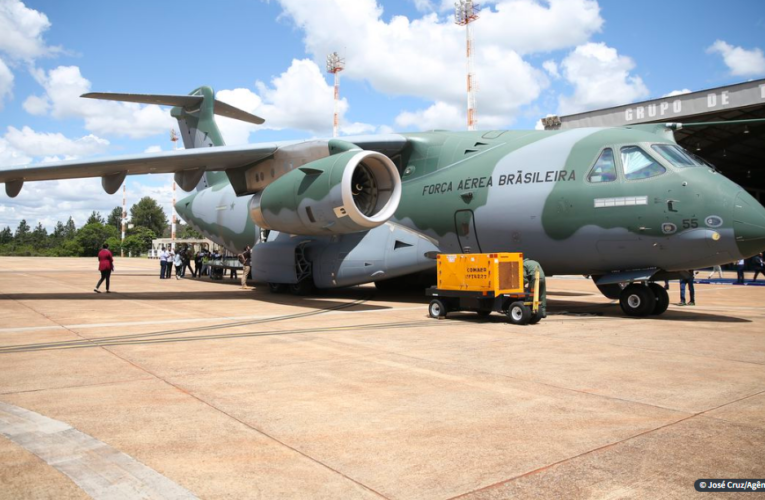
81;92;265;125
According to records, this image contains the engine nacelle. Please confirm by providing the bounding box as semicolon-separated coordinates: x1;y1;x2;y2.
249;150;401;236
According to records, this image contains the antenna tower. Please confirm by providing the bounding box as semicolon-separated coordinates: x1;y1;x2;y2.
326;52;345;138
455;0;480;131
121;184;126;257
170;129;178;245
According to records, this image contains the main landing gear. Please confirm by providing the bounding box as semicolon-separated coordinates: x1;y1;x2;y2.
618;283;669;317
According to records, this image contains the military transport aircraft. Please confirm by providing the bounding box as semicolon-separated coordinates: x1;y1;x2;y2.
2;86;764;317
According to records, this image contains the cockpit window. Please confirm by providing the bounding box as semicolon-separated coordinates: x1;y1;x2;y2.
621;146;666;180
587;148;617;183
651;144;705;168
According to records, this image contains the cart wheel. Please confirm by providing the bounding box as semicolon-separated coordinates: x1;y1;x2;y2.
528;311;543;325
476;310;492;318
428;299;448;319
506;302;531;325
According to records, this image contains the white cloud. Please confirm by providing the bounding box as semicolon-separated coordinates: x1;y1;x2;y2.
542;59;559;79
215;59;377;143
0;57;12;109
0;137;31;168
144;145;162;153
707;40;765;77
558;42;648;115
26;65;175;138
0;0;60;61
662;89;691;98
396;101;464;131
274;0;602;129
22;93;48;114
4;126;109;158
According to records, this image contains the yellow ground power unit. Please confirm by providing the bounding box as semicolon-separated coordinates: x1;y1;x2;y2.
425;253;542;325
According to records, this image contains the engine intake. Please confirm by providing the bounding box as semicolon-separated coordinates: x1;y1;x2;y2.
249;150;401;236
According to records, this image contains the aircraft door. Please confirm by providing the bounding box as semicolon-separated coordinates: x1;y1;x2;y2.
455;210;482;253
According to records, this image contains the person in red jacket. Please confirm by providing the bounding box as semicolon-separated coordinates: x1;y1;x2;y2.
94;243;114;293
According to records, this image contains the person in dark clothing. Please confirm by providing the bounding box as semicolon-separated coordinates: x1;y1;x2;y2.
94;243;114;293
183;247;194;277
679;273;695;306
736;258;746;284
752;253;765;282
523;258;546;321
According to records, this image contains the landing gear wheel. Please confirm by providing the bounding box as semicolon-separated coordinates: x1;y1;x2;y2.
619;284;656;317
428;299;448;318
528;311;543;325
506;301;531;325
268;283;288;294
476;310;492;318
289;279;315;296
648;283;669;316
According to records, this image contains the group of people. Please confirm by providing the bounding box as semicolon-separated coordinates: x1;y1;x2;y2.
158;246;195;279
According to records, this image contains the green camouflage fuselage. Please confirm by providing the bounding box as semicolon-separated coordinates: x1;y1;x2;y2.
177;126;765;277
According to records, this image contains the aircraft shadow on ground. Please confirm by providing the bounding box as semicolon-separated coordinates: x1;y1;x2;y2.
435;298;751;324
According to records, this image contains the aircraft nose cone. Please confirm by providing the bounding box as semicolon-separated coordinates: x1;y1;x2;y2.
733;191;765;258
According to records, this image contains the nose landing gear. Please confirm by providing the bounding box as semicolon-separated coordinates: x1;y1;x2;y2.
619;283;669;317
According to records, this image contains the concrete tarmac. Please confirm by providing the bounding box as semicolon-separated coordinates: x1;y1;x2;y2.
0;257;763;499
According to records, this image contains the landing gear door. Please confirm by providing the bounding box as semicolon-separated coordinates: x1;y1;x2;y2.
455;210;482;253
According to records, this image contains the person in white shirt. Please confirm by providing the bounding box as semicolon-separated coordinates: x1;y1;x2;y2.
159;246;168;279
173;250;183;280
736;258;745;284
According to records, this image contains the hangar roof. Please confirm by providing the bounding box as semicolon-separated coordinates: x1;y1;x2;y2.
544;79;765;193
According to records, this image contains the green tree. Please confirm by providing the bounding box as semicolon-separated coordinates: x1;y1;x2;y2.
63;217;77;240
86;211;105;225
14;219;30;244
107;206;123;232
0;226;12;244
177;224;202;239
31;222;48;247
130;197;167;237
75;223;119;257
105;236;122;255
52;221;65;240
126;226;156;252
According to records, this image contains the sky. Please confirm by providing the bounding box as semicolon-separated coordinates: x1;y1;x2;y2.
1;0;764;232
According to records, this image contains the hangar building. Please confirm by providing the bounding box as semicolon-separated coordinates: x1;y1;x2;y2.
542;79;765;202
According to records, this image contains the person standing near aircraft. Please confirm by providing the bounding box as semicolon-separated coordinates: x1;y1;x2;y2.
173;250;183;280
523;258;546;322
159;246;168;279
94;243;114;293
752;253;765;282
679;273;695;306
736;258;746;284
239;246;252;290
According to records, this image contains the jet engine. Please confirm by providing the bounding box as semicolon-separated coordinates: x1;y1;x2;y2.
249;150;401;236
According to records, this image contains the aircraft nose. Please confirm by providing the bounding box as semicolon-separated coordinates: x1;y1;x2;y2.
733;191;765;258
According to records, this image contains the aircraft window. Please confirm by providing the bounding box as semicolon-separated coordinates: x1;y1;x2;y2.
620;146;666;180
587;148;616;183
651;144;704;168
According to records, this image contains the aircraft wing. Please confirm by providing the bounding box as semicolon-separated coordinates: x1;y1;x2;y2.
0;142;281;197
0;134;409;198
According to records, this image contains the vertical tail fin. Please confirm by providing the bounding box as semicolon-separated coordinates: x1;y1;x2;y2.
171;86;227;188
